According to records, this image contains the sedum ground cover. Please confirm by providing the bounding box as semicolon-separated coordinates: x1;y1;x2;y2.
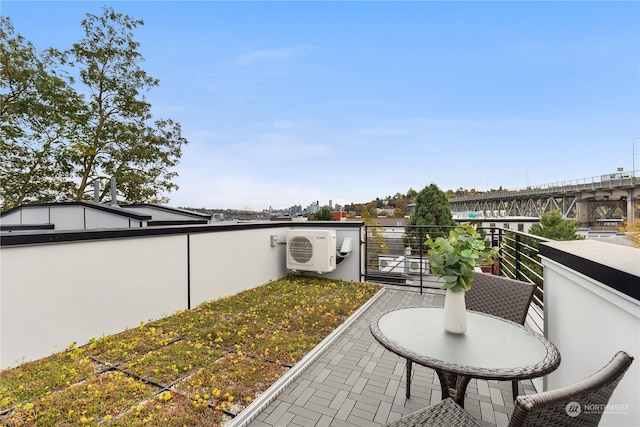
0;276;381;426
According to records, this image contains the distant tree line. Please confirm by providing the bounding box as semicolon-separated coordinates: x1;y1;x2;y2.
346;184;506;218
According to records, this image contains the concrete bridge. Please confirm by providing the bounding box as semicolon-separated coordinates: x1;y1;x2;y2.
449;173;639;228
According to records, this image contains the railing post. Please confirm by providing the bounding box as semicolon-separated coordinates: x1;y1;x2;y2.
418;227;424;295
494;227;502;276
515;233;522;281
364;225;368;283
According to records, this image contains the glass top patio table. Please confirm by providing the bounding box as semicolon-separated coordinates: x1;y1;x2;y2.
370;306;561;406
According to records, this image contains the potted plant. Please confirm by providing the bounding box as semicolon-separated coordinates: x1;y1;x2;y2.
426;223;498;334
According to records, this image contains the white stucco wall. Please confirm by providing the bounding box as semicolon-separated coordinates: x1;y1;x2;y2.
0;223;363;369
2;206;51;224
1;235;187;368
84;209;140;229
1;205;143;230
189;228;288;306
542;241;640;426
48;206;86;230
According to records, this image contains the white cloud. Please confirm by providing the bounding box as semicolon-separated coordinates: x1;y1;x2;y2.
168;112;615;210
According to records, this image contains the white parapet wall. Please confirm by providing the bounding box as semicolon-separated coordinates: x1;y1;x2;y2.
1;235;188;367
540;240;639;427
0;222;363;369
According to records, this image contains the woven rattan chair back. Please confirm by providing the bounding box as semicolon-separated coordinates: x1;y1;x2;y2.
384;398;482;427
510;351;634;427
384;352;633;427
466;271;536;325
465;271;537;402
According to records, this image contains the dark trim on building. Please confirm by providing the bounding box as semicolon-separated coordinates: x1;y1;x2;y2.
1;220;364;247
1;224;55;232
148;220;209;226
539;243;639;302
122;204;212;219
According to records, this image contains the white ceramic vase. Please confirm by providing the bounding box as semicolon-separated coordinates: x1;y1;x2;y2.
444;289;467;334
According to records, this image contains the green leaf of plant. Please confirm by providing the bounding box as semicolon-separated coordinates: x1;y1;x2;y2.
443;275;458;285
429;252;444;266
444;252;459;265
460;263;473;276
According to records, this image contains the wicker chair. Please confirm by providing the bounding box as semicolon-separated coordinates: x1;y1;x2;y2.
386;351;634;427
465;271;537;401
466;271;537;325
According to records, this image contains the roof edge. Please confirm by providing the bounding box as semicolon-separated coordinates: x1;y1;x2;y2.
1;201;152;220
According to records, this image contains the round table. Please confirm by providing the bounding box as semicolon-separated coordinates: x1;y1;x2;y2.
370;306;561;407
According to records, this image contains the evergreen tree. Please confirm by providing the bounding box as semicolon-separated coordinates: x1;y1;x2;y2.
313;207;335;221
403;184;457;252
503;211;582;289
529;210;584;241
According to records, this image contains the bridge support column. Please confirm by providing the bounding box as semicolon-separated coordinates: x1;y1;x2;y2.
629;187;639;223
576;199;589;226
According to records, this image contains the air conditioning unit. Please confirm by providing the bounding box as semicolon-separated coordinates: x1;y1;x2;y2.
378;255;405;273
379;256;391;269
406;256;429;275
286;230;337;273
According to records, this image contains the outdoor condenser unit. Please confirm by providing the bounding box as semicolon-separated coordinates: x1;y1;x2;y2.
286;229;337;273
406;256;429;275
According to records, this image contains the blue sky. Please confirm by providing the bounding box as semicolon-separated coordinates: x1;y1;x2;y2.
3;1;639;210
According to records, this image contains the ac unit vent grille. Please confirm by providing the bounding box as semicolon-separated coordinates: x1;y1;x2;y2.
286;230;337;273
289;236;314;264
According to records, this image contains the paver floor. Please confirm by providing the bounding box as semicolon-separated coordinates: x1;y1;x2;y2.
248;286;536;427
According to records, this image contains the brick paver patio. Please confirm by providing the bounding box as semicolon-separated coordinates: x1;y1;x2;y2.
248;286;536;427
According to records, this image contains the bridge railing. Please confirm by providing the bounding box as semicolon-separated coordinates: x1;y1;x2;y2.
364;225;548;311
449;171;638;202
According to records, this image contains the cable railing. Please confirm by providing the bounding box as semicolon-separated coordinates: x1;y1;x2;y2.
364;225;548;311
497;229;549;310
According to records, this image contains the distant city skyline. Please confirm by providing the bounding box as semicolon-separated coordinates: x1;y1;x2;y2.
4;1;639;210
235;169;636;214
